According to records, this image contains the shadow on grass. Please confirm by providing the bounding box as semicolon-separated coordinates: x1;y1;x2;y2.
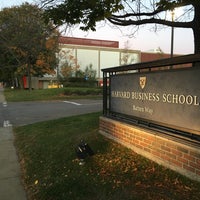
14;112;200;200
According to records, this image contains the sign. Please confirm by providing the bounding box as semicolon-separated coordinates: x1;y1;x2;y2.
110;68;200;135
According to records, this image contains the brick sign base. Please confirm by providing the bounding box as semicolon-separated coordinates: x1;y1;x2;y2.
99;116;200;182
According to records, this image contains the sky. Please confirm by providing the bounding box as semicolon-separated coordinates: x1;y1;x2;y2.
0;0;194;55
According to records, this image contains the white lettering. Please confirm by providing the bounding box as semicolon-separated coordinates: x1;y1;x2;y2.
179;95;185;104
112;90;200;106
145;107;153;115
172;94;179;104
194;96;200;106
111;91;130;99
186;95;193;105
131;92;160;102
133;105;144;112
162;93;200;106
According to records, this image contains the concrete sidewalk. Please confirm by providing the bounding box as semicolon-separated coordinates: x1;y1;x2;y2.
0;88;27;200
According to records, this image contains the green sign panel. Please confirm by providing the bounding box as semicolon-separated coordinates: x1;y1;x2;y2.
110;68;200;135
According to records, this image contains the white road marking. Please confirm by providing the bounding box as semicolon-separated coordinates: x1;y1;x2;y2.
2;102;7;107
82;103;102;106
63;101;82;106
3;120;12;127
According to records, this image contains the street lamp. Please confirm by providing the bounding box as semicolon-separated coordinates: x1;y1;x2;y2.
171;10;175;58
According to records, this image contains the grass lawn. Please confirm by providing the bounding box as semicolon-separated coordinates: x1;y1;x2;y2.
4;87;102;102
14;112;200;200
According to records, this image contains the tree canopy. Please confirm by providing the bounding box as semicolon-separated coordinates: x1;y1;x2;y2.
0;3;60;87
42;0;199;54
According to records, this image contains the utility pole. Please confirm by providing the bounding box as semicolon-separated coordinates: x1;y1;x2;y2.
171;10;175;58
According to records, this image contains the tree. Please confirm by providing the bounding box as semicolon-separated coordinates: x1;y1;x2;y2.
0;3;60;89
84;64;97;80
0;43;18;85
60;61;73;79
57;49;80;77
42;0;199;54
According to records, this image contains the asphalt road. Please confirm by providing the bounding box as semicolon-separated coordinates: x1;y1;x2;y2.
0;99;102;127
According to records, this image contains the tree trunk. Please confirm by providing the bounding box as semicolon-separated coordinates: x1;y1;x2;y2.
27;63;32;91
193;3;200;54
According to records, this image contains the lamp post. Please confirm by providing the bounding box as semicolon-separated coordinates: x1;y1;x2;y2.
171;10;175;58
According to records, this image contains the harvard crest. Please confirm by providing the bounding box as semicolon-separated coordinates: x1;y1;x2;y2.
139;76;146;89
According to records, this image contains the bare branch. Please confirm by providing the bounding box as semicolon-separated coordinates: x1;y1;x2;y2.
108;16;193;28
